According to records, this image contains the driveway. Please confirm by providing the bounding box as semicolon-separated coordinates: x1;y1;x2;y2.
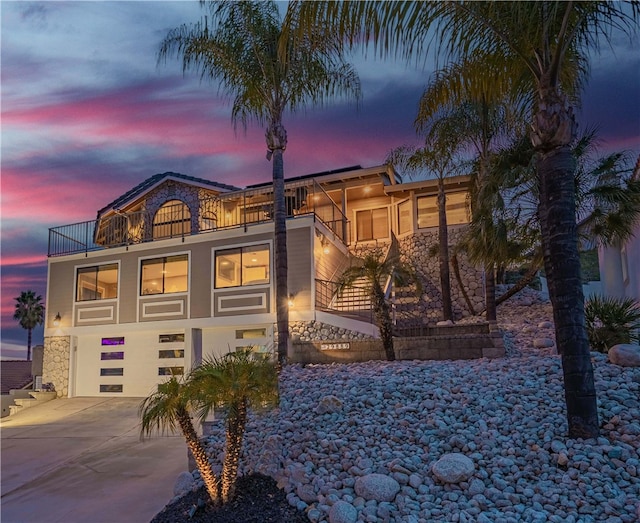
1;397;188;523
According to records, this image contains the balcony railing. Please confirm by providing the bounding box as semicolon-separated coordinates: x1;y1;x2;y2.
48;180;348;257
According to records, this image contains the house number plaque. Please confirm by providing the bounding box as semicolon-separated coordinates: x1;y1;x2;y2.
320;342;350;351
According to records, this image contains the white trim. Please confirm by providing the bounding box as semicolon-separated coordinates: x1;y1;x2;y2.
137;251;191;322
142;300;185;318
77;306;115;323
217;292;267;312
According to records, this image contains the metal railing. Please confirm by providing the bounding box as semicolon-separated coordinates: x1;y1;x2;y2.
48;179;348;257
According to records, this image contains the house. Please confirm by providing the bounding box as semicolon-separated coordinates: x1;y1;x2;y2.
43;164;488;397
597;156;640;303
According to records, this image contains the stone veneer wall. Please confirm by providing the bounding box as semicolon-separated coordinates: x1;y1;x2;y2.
290;321;374;342
144;181;210;235
43;336;71;398
399;227;485;324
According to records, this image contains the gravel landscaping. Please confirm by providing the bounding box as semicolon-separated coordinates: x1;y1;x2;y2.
167;290;640;522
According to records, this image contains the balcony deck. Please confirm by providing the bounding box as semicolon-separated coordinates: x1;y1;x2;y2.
48;180;348;257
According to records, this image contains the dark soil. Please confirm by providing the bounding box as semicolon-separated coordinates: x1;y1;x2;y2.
150;474;308;523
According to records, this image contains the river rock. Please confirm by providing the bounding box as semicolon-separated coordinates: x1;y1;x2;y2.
329;500;358;523
354;474;400;502
432;453;475;483
173;471;195;496
608;344;640;367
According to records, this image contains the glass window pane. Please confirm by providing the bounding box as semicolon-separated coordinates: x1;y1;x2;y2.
371;208;388;239
101;351;124;360
164;255;188;293
97;264;118;299
356;210;373;241
216;249;241;288
417;196;438;229
77;267;97;301
100;368;124;376
141;259;163;295
242;244;270;286
398;200;412;235
159;349;185;359
446;192;470;225
158;366;184;376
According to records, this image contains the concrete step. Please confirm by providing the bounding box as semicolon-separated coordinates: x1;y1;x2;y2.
7;391;57;417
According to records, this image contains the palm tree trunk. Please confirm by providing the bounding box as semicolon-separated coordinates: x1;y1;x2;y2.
494;259;542;307
27;328;32;361
177;409;220;503
438;180;453;321
221;399;248;503
451;253;476;315
537;143;599;439
268;122;289;369
372;285;395;361
484;263;497;322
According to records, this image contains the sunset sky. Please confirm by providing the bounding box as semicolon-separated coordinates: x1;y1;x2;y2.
2;1;639;359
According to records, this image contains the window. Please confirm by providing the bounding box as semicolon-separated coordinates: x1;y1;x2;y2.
100;384;123;393
159;349;185;359
398;200;412;235
417;191;470;229
76;264;118;301
153;200;191;239
158;366;184;376
215;244;270;288
101;351;124;360
141;254;188;295
355;208;389;241
236;328;267;339
100;368;124;376
102;337;124;346
159;333;185;343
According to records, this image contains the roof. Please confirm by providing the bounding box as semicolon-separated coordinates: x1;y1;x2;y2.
246;164;402;189
97;172;241;217
1;361;32;394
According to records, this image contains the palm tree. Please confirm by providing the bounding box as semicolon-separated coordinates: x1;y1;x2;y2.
337;245;420;361
139;376;221;504
387;143;460;322
188;350;278;503
140;350;278;505
415;57;526;322
159;1;361;367
294;0;639;438
13;290;45;361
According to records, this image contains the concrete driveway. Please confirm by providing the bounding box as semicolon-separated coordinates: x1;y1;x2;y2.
1;397;189;523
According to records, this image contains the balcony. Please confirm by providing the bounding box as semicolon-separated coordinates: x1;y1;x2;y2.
48;180;348;257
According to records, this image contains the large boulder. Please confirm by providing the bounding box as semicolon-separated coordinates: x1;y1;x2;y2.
608;344;640;367
354;473;400;502
432;453;475;483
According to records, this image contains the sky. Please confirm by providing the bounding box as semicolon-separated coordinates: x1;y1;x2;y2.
2;1;639;360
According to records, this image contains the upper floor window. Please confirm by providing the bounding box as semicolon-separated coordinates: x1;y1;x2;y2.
153;200;191;239
355;207;389;242
417;191;470;229
141;254;188;295
215;244;270;288
76;263;118;301
398;200;412;235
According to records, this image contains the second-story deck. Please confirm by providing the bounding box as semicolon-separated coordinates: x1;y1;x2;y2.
48;179;348;257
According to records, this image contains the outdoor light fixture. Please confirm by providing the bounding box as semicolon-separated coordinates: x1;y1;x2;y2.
53;313;61;327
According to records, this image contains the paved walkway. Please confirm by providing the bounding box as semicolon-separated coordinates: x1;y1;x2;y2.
1;397;188;523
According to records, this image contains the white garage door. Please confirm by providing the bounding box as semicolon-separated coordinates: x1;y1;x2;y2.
73;331;187;397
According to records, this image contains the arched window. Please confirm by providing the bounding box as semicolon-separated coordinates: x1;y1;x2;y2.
153;200;191;239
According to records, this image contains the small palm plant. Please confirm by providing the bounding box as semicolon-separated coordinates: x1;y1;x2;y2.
140;350;278;505
189;350;279;503
337;246;421;361
585;295;640;353
139;375;221;503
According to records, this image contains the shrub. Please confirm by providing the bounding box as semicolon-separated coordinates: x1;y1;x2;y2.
584;295;640;352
